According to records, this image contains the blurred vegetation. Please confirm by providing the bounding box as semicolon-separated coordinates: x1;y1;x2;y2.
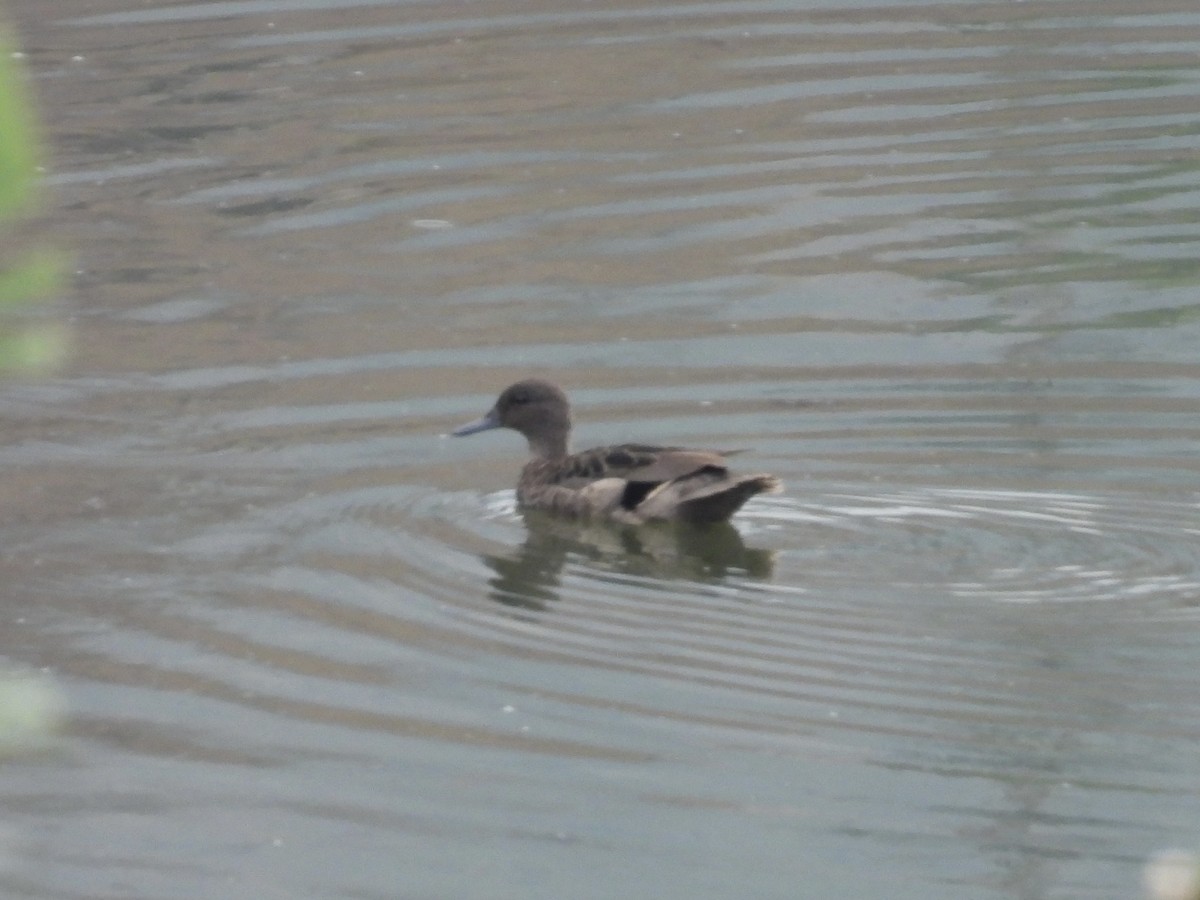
0;22;68;756
0;671;66;757
0;24;67;374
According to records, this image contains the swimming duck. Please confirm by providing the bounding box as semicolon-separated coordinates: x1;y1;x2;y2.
452;379;781;525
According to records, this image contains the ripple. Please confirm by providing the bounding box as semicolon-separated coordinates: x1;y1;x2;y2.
341;480;1200;759
756;487;1200;606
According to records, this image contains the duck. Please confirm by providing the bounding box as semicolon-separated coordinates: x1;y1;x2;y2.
452;379;781;525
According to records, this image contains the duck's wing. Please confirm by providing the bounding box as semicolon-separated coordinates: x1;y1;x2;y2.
556;444;731;487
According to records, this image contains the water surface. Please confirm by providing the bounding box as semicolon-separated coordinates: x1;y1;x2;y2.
3;1;1200;897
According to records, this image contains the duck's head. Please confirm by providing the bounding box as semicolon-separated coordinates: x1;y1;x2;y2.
452;379;572;459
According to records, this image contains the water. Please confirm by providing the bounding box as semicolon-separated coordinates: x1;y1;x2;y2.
3;1;1200;897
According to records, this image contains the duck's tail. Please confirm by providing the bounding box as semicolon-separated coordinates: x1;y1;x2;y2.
677;474;781;523
635;472;781;524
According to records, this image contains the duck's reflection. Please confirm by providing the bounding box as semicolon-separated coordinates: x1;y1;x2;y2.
483;511;775;611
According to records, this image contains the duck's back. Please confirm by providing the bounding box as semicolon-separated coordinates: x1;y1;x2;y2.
551;443;725;483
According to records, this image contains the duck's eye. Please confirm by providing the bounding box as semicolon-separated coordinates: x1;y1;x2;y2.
508;389;530;404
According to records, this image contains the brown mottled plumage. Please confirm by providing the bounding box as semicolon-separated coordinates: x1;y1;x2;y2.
452;379;781;524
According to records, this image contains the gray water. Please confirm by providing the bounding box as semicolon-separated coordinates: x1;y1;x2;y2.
3;1;1200;897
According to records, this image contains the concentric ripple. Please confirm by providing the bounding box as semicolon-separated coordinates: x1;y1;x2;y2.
746;488;1200;606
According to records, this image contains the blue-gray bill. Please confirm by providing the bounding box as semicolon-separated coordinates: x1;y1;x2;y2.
452;409;500;436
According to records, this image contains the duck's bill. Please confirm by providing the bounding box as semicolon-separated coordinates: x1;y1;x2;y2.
451;409;500;436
